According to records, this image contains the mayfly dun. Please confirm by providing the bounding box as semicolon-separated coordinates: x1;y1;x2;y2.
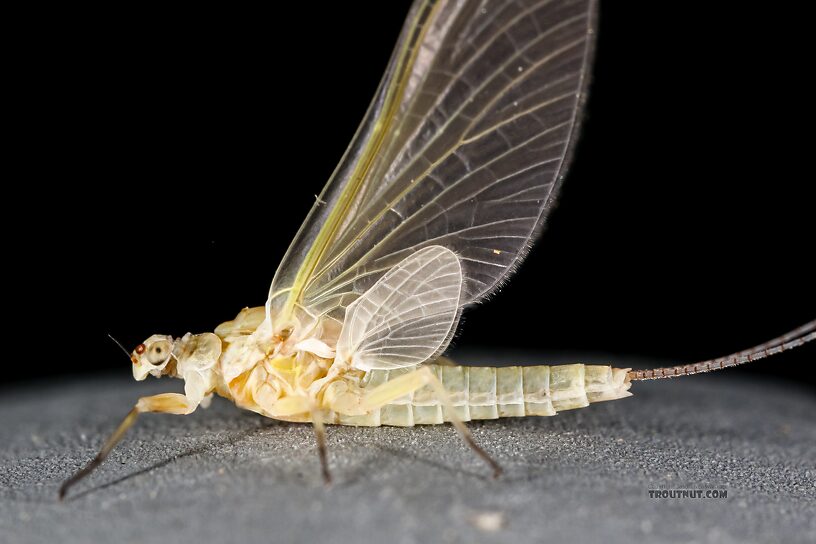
60;0;815;499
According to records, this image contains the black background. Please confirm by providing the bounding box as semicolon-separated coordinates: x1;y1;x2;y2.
7;2;814;388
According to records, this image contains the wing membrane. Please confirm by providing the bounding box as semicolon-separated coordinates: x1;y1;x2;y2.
336;246;462;371
269;0;596;327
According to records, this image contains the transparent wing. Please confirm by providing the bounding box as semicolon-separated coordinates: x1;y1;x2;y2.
269;0;596;327
336;246;462;371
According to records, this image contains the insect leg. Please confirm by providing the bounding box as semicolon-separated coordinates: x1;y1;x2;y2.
362;367;502;478
59;393;196;500
310;408;332;485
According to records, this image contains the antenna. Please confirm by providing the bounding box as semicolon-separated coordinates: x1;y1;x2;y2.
107;333;132;359
628;320;816;381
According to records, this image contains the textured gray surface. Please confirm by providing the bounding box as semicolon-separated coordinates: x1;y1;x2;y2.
1;354;814;544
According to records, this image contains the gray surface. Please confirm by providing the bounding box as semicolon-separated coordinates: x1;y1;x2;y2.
1;354;814;544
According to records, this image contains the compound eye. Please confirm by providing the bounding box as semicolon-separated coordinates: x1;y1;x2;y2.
146;341;171;365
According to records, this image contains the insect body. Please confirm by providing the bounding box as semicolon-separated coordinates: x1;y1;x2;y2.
60;0;814;498
137;304;633;427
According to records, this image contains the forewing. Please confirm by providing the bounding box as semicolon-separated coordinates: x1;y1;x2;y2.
269;0;596;325
336;246;462;371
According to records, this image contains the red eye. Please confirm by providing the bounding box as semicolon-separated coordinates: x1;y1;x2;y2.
135;343;146;354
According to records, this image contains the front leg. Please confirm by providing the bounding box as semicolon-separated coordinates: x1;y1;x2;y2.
59;393;198;499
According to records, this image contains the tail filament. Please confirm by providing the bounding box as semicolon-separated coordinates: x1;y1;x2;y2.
628;320;816;381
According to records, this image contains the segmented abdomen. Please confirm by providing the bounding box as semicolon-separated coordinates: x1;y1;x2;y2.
337;364;632;427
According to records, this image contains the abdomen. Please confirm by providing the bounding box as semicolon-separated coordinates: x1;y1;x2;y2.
337;364;633;427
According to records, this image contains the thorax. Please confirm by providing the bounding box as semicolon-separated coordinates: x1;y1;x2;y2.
214;320;364;422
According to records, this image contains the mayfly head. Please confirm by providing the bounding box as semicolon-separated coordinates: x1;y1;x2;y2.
131;334;176;381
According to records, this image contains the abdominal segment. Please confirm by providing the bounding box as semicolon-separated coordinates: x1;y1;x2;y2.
333;364;633;427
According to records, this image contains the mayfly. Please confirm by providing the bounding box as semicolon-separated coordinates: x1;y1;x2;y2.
61;0;815;498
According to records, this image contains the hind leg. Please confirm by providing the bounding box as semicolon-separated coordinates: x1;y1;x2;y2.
361;367;502;477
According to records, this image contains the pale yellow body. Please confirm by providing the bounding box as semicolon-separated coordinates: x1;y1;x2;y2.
190;307;633;427
325;364;631;427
